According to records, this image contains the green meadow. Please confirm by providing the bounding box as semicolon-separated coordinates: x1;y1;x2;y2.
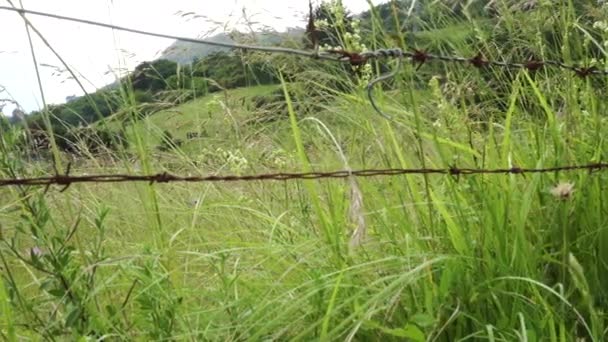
1;1;608;340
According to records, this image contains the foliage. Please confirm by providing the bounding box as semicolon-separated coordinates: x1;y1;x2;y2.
191;51;277;90
60;127;129;155
309;0;356;49
130;59;180;93
2;1;608;340
27;91;120;130
21;51;277;149
0;128;117;337
157;130;182;152
0;113;10;133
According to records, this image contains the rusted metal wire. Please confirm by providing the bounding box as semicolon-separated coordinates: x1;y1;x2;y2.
1;6;606;77
1;163;606;190
2;7;607;190
325;48;606;77
4;5;603;121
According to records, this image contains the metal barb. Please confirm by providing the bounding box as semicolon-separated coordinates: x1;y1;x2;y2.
366;53;403;120
58;162;73;192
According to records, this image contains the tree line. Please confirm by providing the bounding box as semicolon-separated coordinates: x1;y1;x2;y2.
14;50;277;154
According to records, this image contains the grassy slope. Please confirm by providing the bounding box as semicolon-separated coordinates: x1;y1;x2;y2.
124;85;278;151
1;2;608;341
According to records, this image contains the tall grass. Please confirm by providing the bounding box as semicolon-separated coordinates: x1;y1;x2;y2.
1;1;608;340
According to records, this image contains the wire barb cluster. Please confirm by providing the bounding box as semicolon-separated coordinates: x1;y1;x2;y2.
325;47;606;119
330;48;607;77
1;163;607;190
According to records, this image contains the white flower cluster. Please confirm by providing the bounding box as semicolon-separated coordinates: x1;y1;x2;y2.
196;147;249;174
264;148;289;168
223;149;249;173
594;21;608;32
315;18;330;30
313;1;373;86
593;3;608;48
315;1;367;52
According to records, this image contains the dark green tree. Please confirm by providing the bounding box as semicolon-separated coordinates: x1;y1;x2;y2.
130;59;180;92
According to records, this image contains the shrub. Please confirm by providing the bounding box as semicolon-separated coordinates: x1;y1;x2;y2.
157;130;182;152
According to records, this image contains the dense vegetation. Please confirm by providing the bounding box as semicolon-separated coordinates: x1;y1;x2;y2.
1;0;608;340
19;50;277;154
16;0;605;156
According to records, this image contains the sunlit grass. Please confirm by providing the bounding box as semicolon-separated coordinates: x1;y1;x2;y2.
1;1;608;340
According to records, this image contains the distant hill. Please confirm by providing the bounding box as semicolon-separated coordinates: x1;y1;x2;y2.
158;33;233;64
158;28;305;65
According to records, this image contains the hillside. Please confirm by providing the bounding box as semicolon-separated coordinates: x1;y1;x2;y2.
159;32;232;64
158;28;306;64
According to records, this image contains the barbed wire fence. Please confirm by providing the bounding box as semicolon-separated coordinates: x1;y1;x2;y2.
2;6;607;76
1;6;607;190
1;164;607;191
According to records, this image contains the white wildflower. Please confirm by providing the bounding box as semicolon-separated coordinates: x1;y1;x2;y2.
550;182;575;200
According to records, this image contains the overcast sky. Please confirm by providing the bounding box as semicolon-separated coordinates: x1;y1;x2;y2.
0;0;387;115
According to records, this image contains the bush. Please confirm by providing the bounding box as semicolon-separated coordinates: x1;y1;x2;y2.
157;130;182;152
59;127;129;155
133;90;155;104
167;75;208;98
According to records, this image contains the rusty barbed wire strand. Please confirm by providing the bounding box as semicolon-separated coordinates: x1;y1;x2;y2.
0;6;340;62
1;7;607;189
333;48;606;77
1;7;607;78
1;163;606;189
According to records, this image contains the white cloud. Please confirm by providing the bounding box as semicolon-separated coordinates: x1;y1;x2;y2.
0;0;386;114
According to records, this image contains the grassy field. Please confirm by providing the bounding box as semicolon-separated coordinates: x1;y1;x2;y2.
2;1;608;340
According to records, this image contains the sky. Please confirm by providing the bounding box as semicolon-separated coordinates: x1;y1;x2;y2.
0;0;387;115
